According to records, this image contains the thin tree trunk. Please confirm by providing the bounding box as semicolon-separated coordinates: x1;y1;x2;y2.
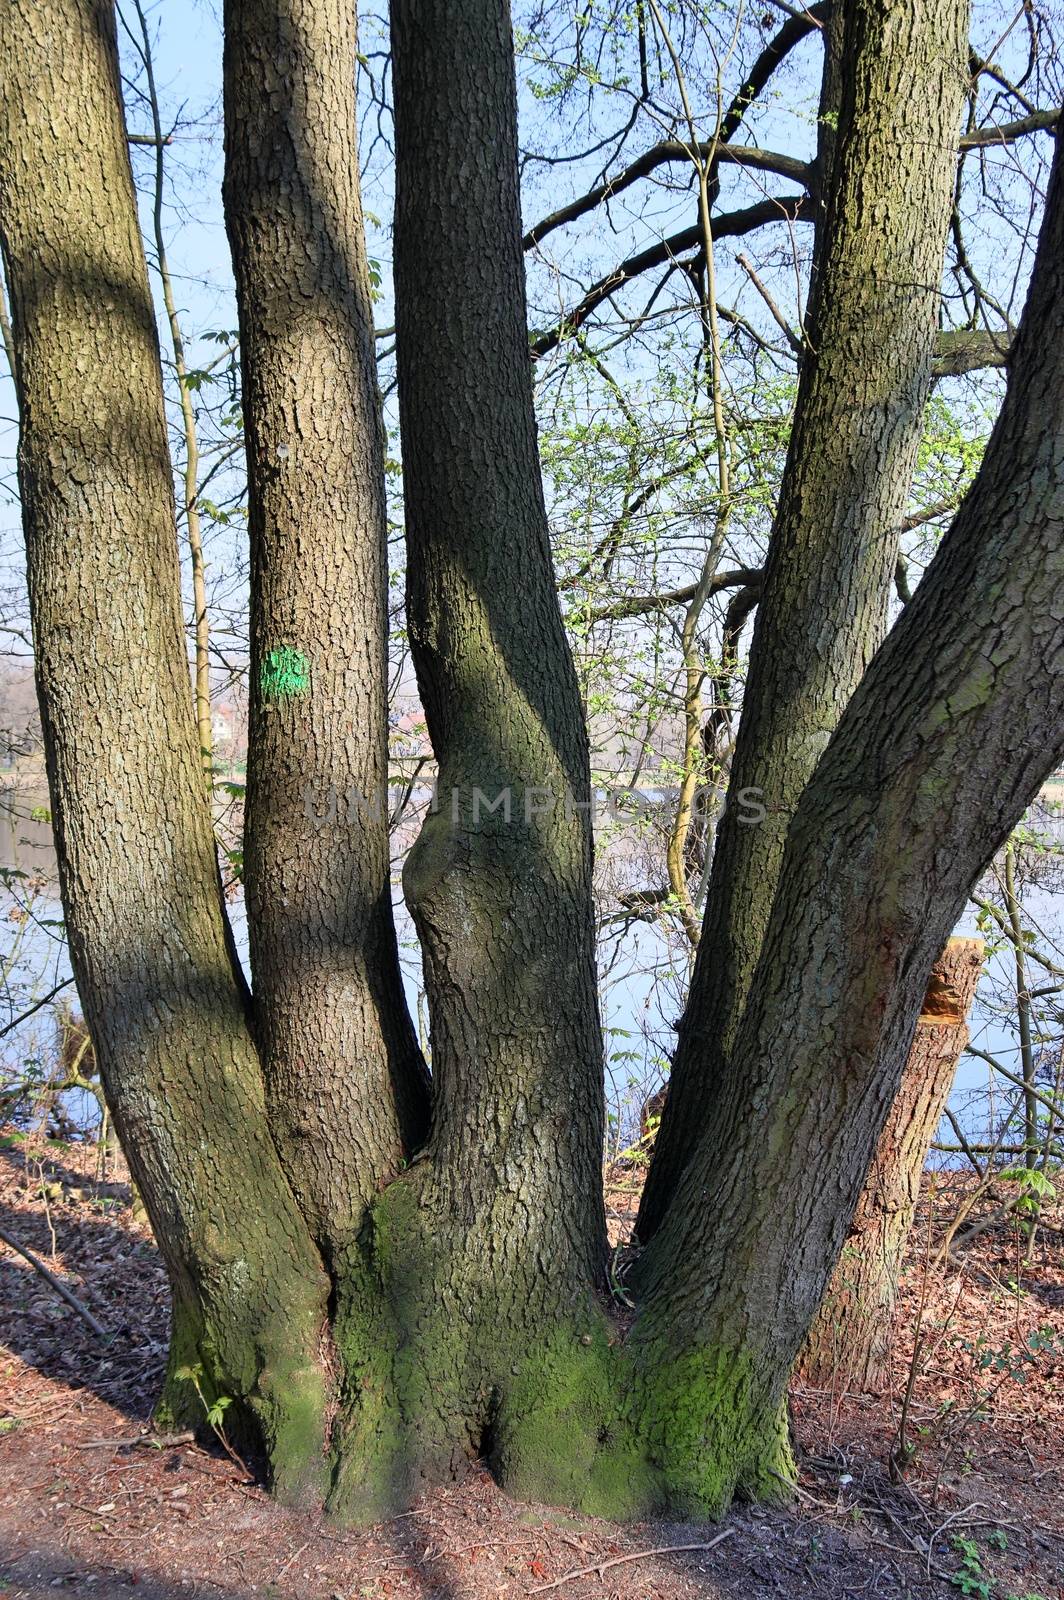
809;0;846;286
326;0;609;1523
630;128;1064;1510
0;274;16;391
639;0;971;1241
0;0;329;1501
1003;841;1038;1166
131;0;214;783
222;0;430;1264
798;937;984;1393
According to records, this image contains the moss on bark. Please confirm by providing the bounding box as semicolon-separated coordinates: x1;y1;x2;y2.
490;1327;657;1519
630;1344;795;1515
496;1333;795;1520
322;1175;798;1526
326;1177;478;1523
156;1284;329;1509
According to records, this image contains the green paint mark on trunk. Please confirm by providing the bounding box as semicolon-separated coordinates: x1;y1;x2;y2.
261;645;309;699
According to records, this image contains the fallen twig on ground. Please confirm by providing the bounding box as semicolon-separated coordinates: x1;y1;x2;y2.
0;1220;108;1339
526;1530;735;1593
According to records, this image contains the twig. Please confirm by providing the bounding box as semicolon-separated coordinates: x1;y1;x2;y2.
607;1242;634;1307
736;252;804;354
526;1530;734;1593
71;1501;118;1519
0;977;75;1040
891;1190;937;1480
871;1491;953;1583
275;1540;310;1581
0;1221;108;1339
74;1430;196;1450
926;1502;990;1578
768;1466;838;1509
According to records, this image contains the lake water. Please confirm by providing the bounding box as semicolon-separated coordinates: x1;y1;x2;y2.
1;781;1059;1159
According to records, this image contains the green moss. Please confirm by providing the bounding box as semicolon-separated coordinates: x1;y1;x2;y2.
249;1350;329;1508
326;1183;477;1524
325;1238;408;1524
490;1321;656;1519
325;1180;796;1526
495;1330;795;1520
156;1289;328;1508
155;1295;207;1432
327;1354;409;1525
634;1343;795;1516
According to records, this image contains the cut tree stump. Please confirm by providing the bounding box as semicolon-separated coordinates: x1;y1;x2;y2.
796;936;984;1393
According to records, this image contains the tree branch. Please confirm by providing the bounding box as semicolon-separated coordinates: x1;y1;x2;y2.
524;144;813;251
523;3;826;251
580;566;762;625
715;4;827;146
530;194;810;359
933;327;1010;377
959;108;1059;149
0;1223;108;1339
0;977;75;1040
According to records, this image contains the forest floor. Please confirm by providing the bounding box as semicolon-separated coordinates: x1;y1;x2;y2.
0;1136;1061;1600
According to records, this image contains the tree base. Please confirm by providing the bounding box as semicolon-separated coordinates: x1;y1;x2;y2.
155;1286;330;1509
325;1285;795;1527
148;1183;797;1528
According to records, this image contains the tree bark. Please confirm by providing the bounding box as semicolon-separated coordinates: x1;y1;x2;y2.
809;0;846;281
630;125;1064;1511
639;0;971;1241
5;0;1063;1535
0;0;329;1500
222;0;429;1267
798;937;984;1393
324;0;609;1523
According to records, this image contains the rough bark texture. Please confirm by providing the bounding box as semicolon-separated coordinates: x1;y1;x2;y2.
223;0;429;1265
798;938;984;1393
0;0;329;1500
324;0;609;1523
6;0;1063;1534
809;0;845;286
632;127;1064;1512
639;0;972;1241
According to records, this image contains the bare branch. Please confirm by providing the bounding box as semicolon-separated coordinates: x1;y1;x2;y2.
0;1223;109;1340
530;194;810;359
580;567;762;626
959;107;1060;149
933;327;1010;377
524;144;813;251
736;251;803;354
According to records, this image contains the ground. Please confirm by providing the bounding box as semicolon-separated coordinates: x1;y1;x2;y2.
1;1138;1062;1600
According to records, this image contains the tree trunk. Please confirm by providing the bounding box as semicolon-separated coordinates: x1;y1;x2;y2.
0;0;329;1500
222;0;429;1267
323;0;610;1523
5;0;1064;1535
629;125;1064;1510
798;937;984;1393
639;0;971;1241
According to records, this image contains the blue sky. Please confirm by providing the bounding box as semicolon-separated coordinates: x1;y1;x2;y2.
0;0;1051;662
0;0;1057;1134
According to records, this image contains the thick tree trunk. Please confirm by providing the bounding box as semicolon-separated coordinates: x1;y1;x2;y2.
323;0;609;1523
798;938;983;1393
639;0;971;1240
6;0;1063;1535
0;0;329;1500
222;0;429;1266
629;127;1064;1512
